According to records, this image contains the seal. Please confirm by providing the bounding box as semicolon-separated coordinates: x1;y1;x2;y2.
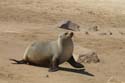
10;32;84;72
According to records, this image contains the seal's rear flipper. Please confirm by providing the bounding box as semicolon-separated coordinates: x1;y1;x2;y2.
9;59;27;64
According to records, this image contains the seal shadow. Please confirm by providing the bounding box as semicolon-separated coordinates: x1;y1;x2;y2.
9;59;94;76
59;67;94;77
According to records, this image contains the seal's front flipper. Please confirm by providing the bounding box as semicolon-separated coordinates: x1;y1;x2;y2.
48;57;59;72
67;56;84;68
9;59;27;64
49;67;59;72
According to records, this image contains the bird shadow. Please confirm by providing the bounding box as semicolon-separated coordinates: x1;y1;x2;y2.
59;67;94;77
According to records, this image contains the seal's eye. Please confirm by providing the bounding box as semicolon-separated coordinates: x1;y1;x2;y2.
64;32;68;35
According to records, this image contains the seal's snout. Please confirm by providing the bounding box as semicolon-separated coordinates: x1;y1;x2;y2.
69;32;74;38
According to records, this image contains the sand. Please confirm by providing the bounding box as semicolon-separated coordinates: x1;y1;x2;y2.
0;0;125;83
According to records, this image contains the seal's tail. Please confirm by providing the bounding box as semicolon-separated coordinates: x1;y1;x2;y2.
9;59;27;64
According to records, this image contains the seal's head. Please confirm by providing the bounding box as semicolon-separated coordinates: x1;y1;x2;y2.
57;31;74;49
59;32;74;40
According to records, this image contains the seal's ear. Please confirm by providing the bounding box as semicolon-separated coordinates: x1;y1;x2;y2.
69;32;74;38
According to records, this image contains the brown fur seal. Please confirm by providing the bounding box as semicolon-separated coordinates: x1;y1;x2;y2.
10;32;84;72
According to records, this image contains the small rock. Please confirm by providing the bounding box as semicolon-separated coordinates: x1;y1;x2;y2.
119;32;125;35
74;45;100;63
89;25;99;32
85;31;89;35
109;32;112;35
99;31;112;36
58;20;80;31
45;74;49;78
119;47;123;49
